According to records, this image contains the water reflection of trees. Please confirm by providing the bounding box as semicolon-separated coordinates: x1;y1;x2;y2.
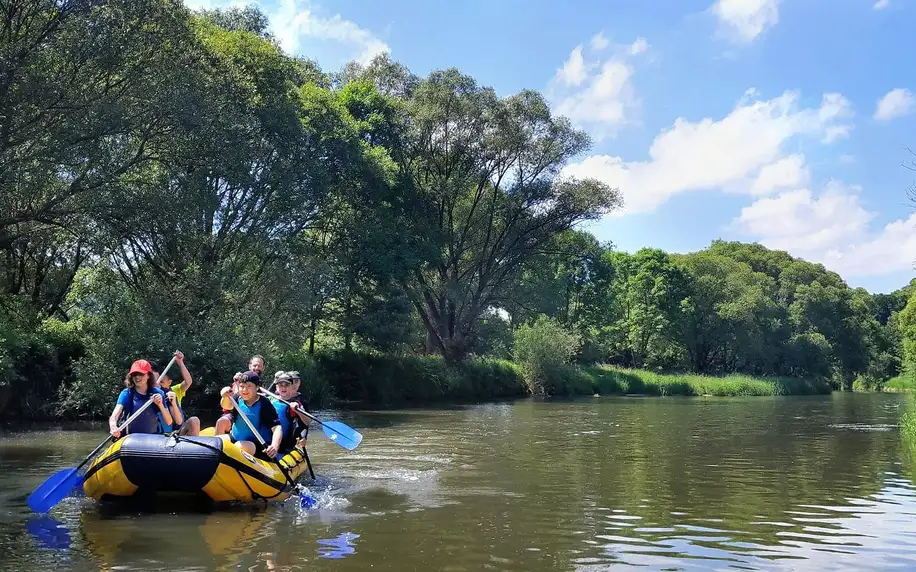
347;394;908;571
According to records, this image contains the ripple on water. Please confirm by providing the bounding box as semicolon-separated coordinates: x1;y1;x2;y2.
574;477;916;571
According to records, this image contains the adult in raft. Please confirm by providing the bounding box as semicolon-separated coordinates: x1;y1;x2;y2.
214;370;283;460
273;371;311;451
108;359;173;438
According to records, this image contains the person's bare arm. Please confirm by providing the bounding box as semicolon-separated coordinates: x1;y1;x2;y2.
265;424;283;458
167;392;183;425
175;351;192;392
155;393;172;426
109;404;124;438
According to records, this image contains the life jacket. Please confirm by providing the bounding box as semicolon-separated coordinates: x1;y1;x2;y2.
159;386;185;433
272;399;292;449
120;387;164;435
229;396;276;444
279;393;308;451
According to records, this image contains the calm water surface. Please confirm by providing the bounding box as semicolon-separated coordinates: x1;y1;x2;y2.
2;393;916;571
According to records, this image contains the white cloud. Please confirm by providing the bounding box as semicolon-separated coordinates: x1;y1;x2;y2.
590;32;609;51
628;37;649;55
749;153;809;195
873;0;889;9
732;182;916;278
874;88;915;121
711;0;780;44
558;46;590;87
182;0;388;66
271;0;389;65
547;36;649;140
561;89;854;215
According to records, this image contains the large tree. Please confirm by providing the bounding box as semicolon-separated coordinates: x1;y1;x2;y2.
0;0;202;318
386;69;621;362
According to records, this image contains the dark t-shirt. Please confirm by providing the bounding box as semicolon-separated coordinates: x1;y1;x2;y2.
116;387;168;434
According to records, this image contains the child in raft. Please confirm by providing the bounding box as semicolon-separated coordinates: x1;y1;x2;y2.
274;371;311;451
148;358;184;435
215;371;283;460
108;359;173;438
154;351;201;436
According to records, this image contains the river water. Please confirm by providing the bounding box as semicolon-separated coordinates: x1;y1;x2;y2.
2;393;916;571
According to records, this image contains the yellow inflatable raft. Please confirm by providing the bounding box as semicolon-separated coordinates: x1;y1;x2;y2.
82;431;309;504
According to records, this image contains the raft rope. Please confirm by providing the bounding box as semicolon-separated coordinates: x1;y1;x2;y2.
169;434;293;502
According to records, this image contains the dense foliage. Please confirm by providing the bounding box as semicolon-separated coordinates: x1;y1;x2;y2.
0;1;912;418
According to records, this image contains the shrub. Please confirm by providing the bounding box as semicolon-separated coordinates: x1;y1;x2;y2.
513;315;580;395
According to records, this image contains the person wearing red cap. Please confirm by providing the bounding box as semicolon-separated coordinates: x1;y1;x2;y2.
108;359;173;438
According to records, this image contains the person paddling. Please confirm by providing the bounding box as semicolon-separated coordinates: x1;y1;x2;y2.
215;371;283;460
275;371;311;451
268;371;293;451
154;351;200;436
108;359;172;438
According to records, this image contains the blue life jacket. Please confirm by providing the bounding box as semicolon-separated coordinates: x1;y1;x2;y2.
158;392;184;433
118;387;166;435
229;397;275;444
272;399;291;449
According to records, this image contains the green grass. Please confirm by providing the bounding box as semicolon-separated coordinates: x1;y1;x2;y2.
899;397;916;483
300;351;832;408
577;365;831;397
903;408;916;441
884;376;916;392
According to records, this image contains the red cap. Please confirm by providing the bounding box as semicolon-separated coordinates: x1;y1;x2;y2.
129;359;153;376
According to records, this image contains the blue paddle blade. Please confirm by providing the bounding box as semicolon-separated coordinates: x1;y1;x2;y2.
300;494;317;509
321;420;363;450
26;468;84;514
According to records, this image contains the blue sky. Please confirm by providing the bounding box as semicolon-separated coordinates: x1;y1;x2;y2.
184;0;916;293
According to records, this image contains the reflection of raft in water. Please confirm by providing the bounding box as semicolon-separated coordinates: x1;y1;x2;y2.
80;503;276;571
82;430;309;504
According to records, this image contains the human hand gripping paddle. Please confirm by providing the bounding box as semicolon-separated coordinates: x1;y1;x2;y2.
257;387;363;451
225;393;317;507
26;353;179;514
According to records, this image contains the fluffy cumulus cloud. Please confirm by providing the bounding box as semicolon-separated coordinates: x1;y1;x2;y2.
873;0;889;9
271;0;389;65
546;35;650;140
182;0;388;65
711;0;780;44
732;182;916;278
874;88;915;121
561;88;854;215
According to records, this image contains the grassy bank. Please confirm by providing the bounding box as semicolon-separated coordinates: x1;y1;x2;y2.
899;396;916;484
2;350;833;420
884;376;916;392
305;353;831;408
540;364;831;397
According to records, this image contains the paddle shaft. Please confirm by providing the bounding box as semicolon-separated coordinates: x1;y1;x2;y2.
118;354;178;436
254;388;317;479
227;394;267;446
303;446;316;480
227;394;299;490
257;387;346;440
35;355;177;506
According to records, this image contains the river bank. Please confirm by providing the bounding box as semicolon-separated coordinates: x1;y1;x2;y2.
312;353;832;408
1;352;831;421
